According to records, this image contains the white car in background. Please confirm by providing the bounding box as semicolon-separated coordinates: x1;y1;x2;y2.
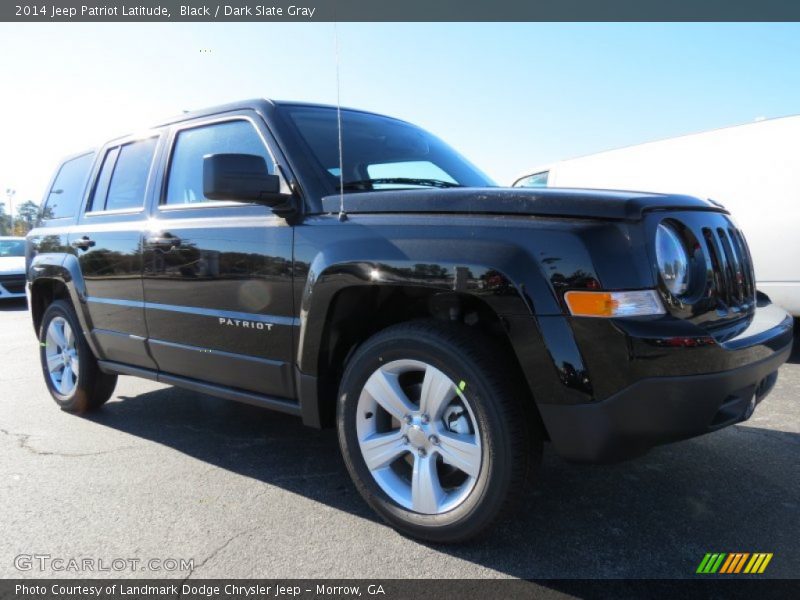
512;115;800;316
0;237;27;300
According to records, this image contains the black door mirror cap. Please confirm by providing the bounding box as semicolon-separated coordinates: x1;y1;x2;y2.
203;153;293;209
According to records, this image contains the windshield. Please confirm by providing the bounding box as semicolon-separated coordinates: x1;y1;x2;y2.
0;240;25;257
280;105;495;193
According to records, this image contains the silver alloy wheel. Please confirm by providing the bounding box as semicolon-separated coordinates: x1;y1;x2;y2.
356;359;482;515
45;316;79;397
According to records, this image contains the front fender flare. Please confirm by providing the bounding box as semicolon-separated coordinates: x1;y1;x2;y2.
296;242;535;377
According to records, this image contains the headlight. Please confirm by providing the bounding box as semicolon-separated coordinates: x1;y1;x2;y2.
655;223;689;296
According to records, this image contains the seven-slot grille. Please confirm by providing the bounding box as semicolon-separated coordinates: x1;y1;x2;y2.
701;226;756;312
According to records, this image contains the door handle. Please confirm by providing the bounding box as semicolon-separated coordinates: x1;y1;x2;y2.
70;236;95;250
145;233;182;250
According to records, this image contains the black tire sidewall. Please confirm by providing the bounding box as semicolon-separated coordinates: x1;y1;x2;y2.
337;324;523;541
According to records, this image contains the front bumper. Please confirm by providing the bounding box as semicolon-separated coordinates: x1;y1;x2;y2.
538;304;794;463
0;274;26;299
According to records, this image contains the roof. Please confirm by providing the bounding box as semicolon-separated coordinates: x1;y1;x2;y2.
153;98;401;128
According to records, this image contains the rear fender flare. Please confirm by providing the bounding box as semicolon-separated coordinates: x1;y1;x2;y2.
29;252;99;356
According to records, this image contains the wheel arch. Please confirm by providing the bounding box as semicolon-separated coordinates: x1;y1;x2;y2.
29;253;96;354
295;256;542;431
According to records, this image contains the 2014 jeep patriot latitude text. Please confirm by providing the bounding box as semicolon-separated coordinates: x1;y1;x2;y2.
27;100;793;542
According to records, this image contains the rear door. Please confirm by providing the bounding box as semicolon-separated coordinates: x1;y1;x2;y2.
142;113;296;398
71;133;163;369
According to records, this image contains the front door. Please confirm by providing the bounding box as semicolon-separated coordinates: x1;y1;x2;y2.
71;134;162;370
142;115;295;399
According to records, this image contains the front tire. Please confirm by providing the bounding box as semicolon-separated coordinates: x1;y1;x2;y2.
337;320;539;543
39;300;117;413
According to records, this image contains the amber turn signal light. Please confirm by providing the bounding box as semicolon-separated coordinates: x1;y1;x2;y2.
564;290;665;318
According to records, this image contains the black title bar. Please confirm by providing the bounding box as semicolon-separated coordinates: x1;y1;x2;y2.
2;579;800;600
4;0;800;22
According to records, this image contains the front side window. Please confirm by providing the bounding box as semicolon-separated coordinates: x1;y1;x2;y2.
165;120;275;205
90;138;157;212
280;105;495;193
42;152;95;220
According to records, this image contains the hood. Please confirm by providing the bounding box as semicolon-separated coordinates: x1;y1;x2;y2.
0;256;26;274
320;187;724;221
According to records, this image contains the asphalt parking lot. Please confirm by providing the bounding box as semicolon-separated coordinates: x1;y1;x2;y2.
0;298;797;579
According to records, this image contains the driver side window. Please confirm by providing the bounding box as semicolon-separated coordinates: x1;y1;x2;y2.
165;120;276;205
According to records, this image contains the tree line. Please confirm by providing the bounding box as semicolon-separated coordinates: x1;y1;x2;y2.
0;200;40;236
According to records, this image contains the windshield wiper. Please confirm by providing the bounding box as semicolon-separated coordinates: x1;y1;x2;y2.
338;178;463;190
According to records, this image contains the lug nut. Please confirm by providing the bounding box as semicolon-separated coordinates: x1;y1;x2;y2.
429;435;439;445
402;435;409;444
418;448;427;457
405;415;413;424
420;414;430;424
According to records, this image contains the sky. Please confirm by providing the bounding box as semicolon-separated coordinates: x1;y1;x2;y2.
1;22;800;209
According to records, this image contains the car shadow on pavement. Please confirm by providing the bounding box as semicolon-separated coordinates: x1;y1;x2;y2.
86;384;800;578
92;387;377;520
0;298;28;312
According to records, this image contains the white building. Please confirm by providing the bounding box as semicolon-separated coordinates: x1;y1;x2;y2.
513;115;800;316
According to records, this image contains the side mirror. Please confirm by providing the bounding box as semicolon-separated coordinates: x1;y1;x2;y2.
203;153;290;207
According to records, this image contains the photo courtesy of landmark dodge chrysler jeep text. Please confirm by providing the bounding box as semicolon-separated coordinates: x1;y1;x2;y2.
26;100;793;542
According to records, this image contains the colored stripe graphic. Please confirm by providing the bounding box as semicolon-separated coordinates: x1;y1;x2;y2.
744;554;760;573
719;554;736;573
745;553;773;574
721;553;739;574
710;553;726;573
697;553;727;573
696;553;713;573
758;554;773;573
733;553;750;573
698;552;773;574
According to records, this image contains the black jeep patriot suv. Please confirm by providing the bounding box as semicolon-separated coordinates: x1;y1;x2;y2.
27;99;793;542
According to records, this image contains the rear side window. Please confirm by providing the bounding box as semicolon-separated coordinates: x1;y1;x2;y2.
165;120;275;205
90;137;158;212
88;147;120;212
42;152;95;220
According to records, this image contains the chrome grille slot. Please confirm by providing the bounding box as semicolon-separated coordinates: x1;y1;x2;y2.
702;227;731;306
717;227;743;306
700;224;756;317
729;228;756;300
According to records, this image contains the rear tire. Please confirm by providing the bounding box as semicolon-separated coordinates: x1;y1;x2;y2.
337;320;540;543
39;300;117;413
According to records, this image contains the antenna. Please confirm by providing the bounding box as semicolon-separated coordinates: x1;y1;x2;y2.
334;21;347;222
